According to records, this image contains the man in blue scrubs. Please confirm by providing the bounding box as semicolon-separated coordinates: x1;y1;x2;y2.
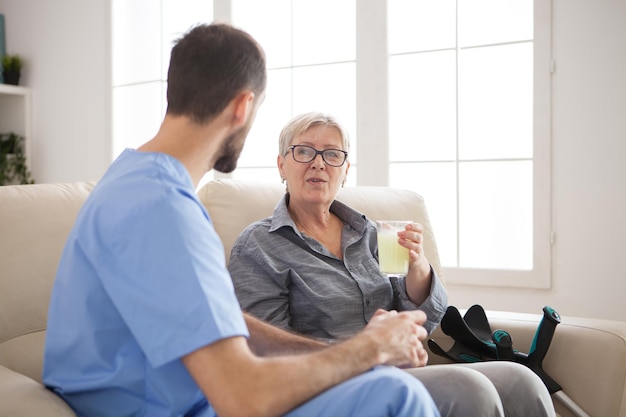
43;23;440;417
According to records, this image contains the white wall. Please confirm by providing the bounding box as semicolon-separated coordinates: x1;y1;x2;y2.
1;0;624;321
0;0;111;183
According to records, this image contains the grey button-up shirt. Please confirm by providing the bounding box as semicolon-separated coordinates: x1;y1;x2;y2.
228;194;448;341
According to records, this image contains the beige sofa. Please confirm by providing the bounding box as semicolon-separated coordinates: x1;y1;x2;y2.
1;179;625;417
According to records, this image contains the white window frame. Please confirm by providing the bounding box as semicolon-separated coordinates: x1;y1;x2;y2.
112;0;553;289
355;1;552;289
445;0;552;289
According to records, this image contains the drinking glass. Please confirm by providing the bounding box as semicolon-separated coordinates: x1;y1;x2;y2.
376;220;411;276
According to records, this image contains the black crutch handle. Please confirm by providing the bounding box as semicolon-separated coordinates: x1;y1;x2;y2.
492;329;515;361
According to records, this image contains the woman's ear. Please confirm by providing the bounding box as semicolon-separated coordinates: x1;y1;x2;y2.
277;154;285;179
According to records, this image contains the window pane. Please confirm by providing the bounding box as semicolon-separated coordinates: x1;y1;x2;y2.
239;68;293;167
390;162;457;267
233;2;357;170
459;0;533;47
292;0;356;65
388;0;456;54
231;167;281;183
459;161;532;269
389;51;457;161
459;43;533;160
112;0;161;85
112;82;164;158
292;63;357;164
233;0;291;69
111;0;547;285
162;0;213;79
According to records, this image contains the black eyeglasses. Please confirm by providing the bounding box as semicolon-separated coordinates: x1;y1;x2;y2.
286;145;348;167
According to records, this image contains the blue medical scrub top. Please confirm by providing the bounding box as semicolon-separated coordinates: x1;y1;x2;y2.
43;149;248;417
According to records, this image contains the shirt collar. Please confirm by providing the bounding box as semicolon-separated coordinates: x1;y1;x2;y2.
269;193;369;235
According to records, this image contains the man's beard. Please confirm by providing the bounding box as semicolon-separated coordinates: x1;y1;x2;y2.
213;128;246;173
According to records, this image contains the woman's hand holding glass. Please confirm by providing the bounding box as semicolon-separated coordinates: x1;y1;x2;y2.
398;222;433;306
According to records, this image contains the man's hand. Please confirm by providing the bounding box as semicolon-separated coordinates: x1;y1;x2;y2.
363;309;429;368
184;309;430;417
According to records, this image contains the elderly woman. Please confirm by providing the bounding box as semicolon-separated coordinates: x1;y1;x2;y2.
228;112;555;417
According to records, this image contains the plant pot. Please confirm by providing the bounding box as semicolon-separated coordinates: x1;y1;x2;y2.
2;70;20;85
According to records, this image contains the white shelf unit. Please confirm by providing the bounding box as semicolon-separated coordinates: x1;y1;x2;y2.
0;84;32;171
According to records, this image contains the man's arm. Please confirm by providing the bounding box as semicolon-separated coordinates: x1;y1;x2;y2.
183;309;429;417
244;312;328;356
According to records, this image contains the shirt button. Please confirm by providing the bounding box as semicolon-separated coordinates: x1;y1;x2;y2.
365;299;370;306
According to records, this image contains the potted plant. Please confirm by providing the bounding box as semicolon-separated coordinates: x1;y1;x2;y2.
1;54;23;85
0;132;34;185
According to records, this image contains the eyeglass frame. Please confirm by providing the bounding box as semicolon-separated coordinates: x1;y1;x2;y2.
285;144;349;167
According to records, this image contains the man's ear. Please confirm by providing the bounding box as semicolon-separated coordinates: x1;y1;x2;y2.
232;90;256;128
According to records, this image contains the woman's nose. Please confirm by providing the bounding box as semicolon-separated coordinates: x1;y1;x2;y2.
310;153;326;168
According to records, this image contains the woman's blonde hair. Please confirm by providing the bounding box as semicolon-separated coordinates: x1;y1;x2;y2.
278;112;351;157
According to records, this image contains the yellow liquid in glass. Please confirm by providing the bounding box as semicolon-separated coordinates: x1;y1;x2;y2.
377;229;409;275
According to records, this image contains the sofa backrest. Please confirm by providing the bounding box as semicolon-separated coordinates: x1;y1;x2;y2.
0;181;96;383
0;179;442;384
196;179;443;279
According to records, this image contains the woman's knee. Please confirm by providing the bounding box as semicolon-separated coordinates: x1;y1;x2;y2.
405;365;504;417
461;362;556;417
466;361;548;397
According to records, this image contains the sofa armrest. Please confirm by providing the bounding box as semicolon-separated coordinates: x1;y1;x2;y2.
427;311;626;417
0;365;75;417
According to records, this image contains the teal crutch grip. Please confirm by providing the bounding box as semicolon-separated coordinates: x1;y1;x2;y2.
528;306;561;362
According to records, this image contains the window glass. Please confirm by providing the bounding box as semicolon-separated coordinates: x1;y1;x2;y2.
459;160;533;269
459;43;533;160
292;63;357;161
292;0;356;65
239;62;357;172
231;167;282;183
233;0;291;69
112;82;163;157
388;0;456;54
459;0;533;47
112;0;161;86
112;0;213;160
112;0;548;285
388;0;539;277
389;51;457;162
233;0;357;169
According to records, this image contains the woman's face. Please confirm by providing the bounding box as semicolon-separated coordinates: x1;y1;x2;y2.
278;124;350;209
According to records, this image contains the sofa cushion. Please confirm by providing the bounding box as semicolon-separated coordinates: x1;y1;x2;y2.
0;365;75;416
0;181;96;382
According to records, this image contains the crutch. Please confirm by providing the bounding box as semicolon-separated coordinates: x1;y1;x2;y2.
429;305;592;417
